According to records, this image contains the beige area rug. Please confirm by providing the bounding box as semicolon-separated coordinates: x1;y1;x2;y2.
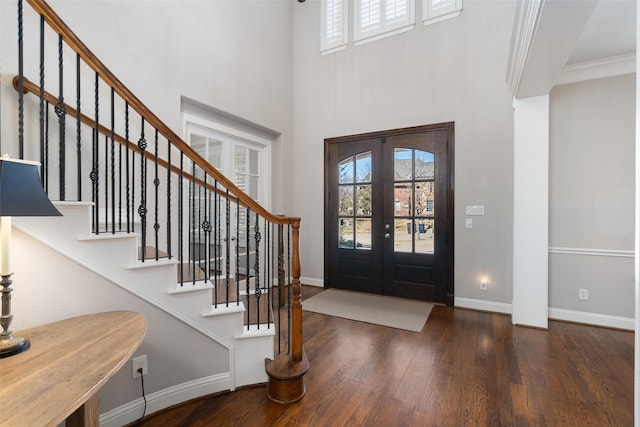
302;289;433;332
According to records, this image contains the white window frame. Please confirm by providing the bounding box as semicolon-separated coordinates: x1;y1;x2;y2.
354;0;415;46
423;0;462;26
321;0;349;54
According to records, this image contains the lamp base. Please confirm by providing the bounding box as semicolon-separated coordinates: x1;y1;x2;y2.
0;335;30;358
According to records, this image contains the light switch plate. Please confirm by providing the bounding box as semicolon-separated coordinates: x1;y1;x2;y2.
465;205;485;216
465;218;473;228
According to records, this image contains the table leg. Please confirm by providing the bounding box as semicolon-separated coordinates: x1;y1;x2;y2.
67;393;99;427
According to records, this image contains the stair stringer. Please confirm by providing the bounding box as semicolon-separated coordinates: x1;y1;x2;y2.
14;201;272;390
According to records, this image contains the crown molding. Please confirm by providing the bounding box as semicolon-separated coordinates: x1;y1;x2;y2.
506;0;544;95
555;53;636;86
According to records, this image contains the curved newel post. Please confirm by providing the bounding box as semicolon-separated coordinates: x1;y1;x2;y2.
265;218;308;404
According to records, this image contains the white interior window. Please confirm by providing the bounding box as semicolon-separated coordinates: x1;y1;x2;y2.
423;0;462;26
354;0;414;45
321;0;348;54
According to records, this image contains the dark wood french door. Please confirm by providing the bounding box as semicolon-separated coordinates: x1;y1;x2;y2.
324;123;454;305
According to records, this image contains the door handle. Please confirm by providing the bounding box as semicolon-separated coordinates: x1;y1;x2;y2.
384;233;391;239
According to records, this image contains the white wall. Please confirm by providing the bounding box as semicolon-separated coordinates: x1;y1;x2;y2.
292;0;516;303
11;229;228;415
549;74;635;319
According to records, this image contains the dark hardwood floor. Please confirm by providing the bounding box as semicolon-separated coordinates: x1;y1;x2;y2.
134;286;634;426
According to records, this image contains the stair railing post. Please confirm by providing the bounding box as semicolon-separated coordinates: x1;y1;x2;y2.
290;218;302;363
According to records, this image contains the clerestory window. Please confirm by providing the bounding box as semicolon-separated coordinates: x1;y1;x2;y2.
321;0;349;54
354;0;415;45
423;0;462;26
321;0;462;54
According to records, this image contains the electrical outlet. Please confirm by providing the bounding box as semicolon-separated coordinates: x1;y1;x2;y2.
480;280;488;291
578;288;589;301
132;355;148;378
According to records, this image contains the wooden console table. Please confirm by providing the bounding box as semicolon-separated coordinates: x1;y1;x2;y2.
0;311;146;427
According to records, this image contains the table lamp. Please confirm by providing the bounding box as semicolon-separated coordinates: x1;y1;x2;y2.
0;156;62;358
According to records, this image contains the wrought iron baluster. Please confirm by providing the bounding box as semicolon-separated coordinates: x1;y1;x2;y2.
167;140;172;258
266;219;271;328
131;136;136;235
224;189;231;307
76;53;82;201
213;180;218;307
110;88;115;234
104;134;108;232
206;181;212;280
125;103;130;233
56;34;66;200
17;0;24;158
118;119;122;231
190;161;196;284
45;103;50;193
93;72;99;234
38;15;45;185
178;152;184;286
202;173;211;282
254;212;261;329
154;129;159;260
138;118;148;261
235;199;240;306
246;207;251;330
197;174;202;279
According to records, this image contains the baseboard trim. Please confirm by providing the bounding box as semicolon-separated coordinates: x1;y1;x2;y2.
99;372;232;427
454;297;512;314
454;297;634;330
300;276;324;287
548;307;634;331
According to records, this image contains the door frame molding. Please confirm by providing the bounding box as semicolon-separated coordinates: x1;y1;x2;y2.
324;122;455;305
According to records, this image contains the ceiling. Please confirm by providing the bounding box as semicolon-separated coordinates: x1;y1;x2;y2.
567;0;636;65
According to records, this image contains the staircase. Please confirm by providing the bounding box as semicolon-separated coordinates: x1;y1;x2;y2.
8;0;308;418
15;201;273;388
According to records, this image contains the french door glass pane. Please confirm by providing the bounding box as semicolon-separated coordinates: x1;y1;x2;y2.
339;157;354;184
415;150;434;179
337;151;373;250
393;218;412;252
414;218;434;254
339;218;354;249
394;182;412;216
393;147;436;254
415;181;434;217
394;148;412;180
339;185;354;215
355;184;372;215
356;152;372;183
355;218;372;250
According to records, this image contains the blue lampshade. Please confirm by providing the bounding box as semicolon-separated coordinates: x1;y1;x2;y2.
0;158;61;217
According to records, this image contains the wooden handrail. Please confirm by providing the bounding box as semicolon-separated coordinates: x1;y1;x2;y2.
24;0;295;226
